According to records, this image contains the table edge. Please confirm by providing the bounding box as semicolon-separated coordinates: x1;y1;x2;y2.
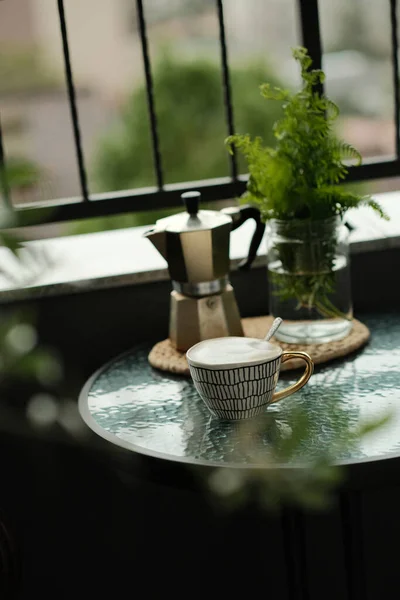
79;346;400;472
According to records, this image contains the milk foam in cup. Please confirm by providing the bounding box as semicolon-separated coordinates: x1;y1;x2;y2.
188;336;279;366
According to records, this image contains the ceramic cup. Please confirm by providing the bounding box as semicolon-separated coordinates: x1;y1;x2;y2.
186;337;314;420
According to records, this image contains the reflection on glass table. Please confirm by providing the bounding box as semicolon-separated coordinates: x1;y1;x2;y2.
80;314;399;467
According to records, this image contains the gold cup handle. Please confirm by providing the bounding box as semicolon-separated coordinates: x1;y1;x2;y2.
270;351;314;404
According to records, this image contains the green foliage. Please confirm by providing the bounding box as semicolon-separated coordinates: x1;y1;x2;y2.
226;47;388;316
0;45;59;95
94;53;282;191
1;156;44;237
226;46;387;222
76;54;283;235
2;156;41;190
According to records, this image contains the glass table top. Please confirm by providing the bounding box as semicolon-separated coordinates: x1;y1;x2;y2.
80;314;400;467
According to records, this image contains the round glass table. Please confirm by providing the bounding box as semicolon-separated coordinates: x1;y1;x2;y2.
79;313;400;469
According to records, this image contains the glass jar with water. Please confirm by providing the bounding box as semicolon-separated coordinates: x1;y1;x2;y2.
267;216;352;344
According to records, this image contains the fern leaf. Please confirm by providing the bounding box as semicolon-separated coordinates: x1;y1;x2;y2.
362;197;390;220
338;141;362;165
225;46;387;225
260;83;289;101
325;99;339;120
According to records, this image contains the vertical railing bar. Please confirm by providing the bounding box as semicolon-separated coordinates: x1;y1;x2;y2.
57;0;89;202
297;0;324;96
390;0;400;158
216;0;238;181
136;0;164;190
0;116;11;208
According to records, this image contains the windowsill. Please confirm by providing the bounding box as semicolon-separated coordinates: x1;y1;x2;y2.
0;190;400;303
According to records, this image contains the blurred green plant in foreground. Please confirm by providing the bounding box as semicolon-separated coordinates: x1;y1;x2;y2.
187;347;394;511
0;161;85;438
205;390;391;511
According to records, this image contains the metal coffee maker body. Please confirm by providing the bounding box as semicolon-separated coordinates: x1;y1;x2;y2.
144;191;265;351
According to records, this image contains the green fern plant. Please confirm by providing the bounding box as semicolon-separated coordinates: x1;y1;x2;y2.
226;46;388;321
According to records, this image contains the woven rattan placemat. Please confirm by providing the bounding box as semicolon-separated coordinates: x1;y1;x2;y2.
148;316;369;375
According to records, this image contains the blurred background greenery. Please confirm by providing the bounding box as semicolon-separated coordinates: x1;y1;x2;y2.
1;0;394;239
71;52;283;234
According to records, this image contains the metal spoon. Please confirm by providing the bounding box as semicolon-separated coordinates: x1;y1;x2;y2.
264;317;283;342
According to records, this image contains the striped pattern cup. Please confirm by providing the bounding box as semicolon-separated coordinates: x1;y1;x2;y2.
187;338;313;420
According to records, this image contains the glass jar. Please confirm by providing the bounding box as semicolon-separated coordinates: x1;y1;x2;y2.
267;216;352;344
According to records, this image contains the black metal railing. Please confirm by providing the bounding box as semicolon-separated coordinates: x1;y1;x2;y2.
57;0;89;203
136;0;164;191
1;0;400;226
390;0;400;158
216;0;238;181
